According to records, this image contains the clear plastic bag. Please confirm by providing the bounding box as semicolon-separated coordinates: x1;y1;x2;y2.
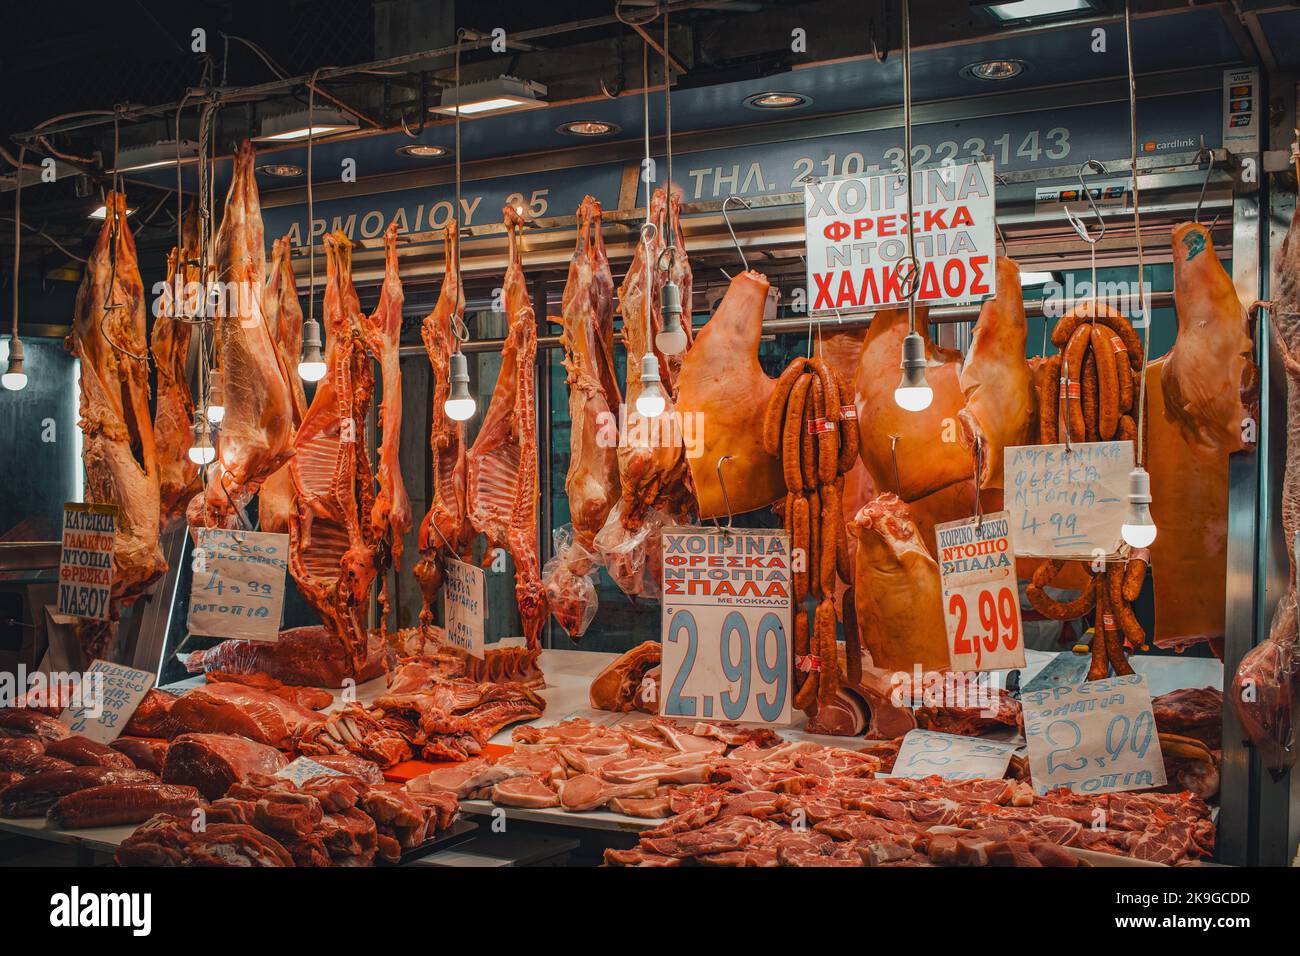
542;525;600;641
592;502;667;599
1230;592;1300;780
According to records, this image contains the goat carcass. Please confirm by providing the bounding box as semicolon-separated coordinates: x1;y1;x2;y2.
677;269;784;517
259;236;308;534
414;221;474;623
289;232;378;670
957;257;1032;489
855;308;972;501
466;207;547;647
64;191;166;657
614;187;695;530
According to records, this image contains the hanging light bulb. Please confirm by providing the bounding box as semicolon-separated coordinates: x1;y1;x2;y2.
2;336;27;391
893;330;933;411
187;414;216;465
636;353;667;419
1120;466;1157;547
444;350;476;421
656;279;688;355
205;369;225;424
298;317;326;382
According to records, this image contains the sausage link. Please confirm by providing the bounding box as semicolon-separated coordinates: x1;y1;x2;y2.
811;359;840;486
782;373;812;494
792;494;810;603
1106;625;1135;676
1038;354;1062;445
1117;414;1137;443
803;376;820;491
808;488;822;601
1027;563;1096;620
1090;323;1120;440
1082;350;1099;442
792;607;810;693
1088;575;1111;681
1107;563;1146;652
828;476;852;584
764;357;807;455
1109;334;1133;413
1121;550;1149;602
829;366;860;475
819;486;839;597
1063;324;1091;443
1052;305;1144;368
815;598;840;706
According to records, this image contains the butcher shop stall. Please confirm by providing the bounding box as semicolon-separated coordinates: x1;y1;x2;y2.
0;0;1296;889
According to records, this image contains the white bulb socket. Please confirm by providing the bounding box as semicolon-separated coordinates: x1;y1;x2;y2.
1120;466;1157;548
444;350;476;421
188;417;216;465
656;280;688;355
894;330;933;411
636;352;667;418
298;318;326;382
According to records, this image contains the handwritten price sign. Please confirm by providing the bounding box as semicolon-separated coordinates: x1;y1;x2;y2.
660;528;792;725
187;529;288;643
935;511;1025;672
59;660;155;744
889;729;1020;781
1004;441;1133;559
1022;673;1166;796
445;558;486;660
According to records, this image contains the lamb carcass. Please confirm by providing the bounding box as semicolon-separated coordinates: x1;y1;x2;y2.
466;207;547;647
414;220;474;623
1162;221;1257;453
289;231;379;670
64;191;166;657
258;235;308;534
957;257;1032;489
855;308;973;501
200;140;297;522
677;269;784;517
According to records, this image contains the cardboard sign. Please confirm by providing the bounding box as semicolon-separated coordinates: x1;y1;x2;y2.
445;558;486;660
1021;673;1167;797
1004;441;1134;559
660;528;793;725
935;511;1026;672
890;729;1020;781
57;503;117;621
58;660;155;744
187;529;289;643
275;756;344;786
804;160;997;313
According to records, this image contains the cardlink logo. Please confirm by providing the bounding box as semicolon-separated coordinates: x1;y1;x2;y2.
49;887;151;936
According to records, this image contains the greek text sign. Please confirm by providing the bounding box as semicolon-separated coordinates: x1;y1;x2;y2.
935;511;1026;672
445;558;486;660
57;503;117;621
1005;441;1133;559
187;529;289;642
59;660;155;745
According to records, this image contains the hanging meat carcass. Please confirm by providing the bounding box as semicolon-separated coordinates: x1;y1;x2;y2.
288;231;378;671
151;209;202;526
677;269;784;517
414;220;474;624
64;192;167;658
199;140;297;524
258;236;308;534
614;187;695;530
466;207;547;647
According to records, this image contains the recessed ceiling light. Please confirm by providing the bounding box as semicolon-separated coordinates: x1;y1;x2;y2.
430;76;548;118
396;144;449;158
743;91;812;111
557;120;619;137
87;204;136;220
961;59;1028;81
257;163;304;178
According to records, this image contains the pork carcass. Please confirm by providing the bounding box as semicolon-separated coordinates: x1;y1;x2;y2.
466;207;547;647
258;235;308;534
855;308;973;502
289;231;379;670
958;257;1033;489
850;493;950;671
201;140;297;520
1162;221;1256;454
414;220;474;623
677;269;785;517
64;191;166;657
561;196;622;544
614;187;696;529
589;640;661;713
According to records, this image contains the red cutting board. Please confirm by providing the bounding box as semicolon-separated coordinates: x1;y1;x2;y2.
383;743;512;783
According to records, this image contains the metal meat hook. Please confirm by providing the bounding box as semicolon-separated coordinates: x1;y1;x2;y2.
1063;159;1107;246
1192;139;1220;230
715;454;736;533
721;195;752;273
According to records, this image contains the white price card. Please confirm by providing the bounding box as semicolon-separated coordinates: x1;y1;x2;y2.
187;528;289;643
804;160;997;313
445;557;486;660
57;502;117;621
1021;673;1166;797
935;510;1026;672
58;660;155;744
275;757;344;786
1004;441;1134;559
889;729;1020;781
660;528;793;726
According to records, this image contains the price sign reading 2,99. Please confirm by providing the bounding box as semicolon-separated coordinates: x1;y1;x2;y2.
660;528;793;726
934;511;1026;673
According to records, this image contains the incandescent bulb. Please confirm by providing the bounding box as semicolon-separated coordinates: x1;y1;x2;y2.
1120;466;1157;547
206;371;225;423
298;360;326;382
636;352;666;418
2;371;28;391
444;397;476;421
3;337;27;391
893;385;933;412
188;419;216;465
655;328;688;355
444;351;476;421
299;318;326;382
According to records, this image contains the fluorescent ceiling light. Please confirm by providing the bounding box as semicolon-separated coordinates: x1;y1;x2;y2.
110;140;199;173
87;204;136;220
430;76;547;118
1020;271;1056;286
982;0;1092;23
256;106;359;142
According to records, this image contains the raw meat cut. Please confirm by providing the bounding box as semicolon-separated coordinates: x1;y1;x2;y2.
855;308;972;501
0;766;155;817
110;737;170;775
850;493;949;671
184;627;387;687
560;196;622;545
258;235;308;534
44;735;135;769
677;269;784;517
466;207;547;646
115;817;293;867
414;220;474;621
200;140;297;521
203;670;334;711
167;682;321;748
1163;221;1256;453
491;775;560;808
0;709;72;741
1151;686;1222;750
121;688;177;737
46;782;202;828
556;773;657;812
64;191;166;656
305;753;385;787
289;231;380;670
614;187;695;529
589;640;661;712
408;759;528;799
161;733;288;799
957;257;1032;489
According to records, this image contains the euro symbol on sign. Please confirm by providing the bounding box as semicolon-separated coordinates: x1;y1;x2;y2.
823;221;851;242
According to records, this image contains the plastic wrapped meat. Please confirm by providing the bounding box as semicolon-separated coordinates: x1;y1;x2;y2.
1230;596;1299;781
47;783;203;829
0;766;156;817
185;626;388;687
167;682;322;749
161;733;288;800
122;688;178;737
543;525;600;641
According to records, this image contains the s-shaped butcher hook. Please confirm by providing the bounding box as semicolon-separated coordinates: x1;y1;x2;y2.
715;454;736;537
1064;159;1107;321
721;195;752;277
1192;139;1220;230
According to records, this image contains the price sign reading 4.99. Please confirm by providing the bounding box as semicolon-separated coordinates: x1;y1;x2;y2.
935;511;1025;672
660;528;792;725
